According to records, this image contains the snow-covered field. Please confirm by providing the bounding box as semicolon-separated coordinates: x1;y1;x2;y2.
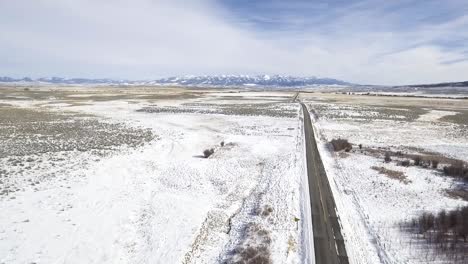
0;88;307;263
301;93;468;263
2;87;467;264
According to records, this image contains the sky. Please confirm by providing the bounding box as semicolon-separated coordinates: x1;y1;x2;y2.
1;0;468;85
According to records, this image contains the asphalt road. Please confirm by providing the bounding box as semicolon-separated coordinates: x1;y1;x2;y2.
300;102;349;264
291;92;299;103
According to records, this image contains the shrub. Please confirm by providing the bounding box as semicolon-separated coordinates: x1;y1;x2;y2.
330;139;352;152
431;159;439;169
220;141;225;147
443;162;467;178
261;205;273;217
203;148;214;158
418;212;435;234
384;152;391;163
358;144;362;150
401;160;410;167
413;156;422;166
422;161;429;168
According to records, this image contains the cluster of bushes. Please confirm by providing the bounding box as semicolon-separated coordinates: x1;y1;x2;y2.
413;156;422;166
256;205;273;218
203;148;215;158
400;155;439;168
330;139;352;152
391;154;467;180
334;141;467;181
203;141;226;158
443;162;468;180
405;206;468;260
401;160;410;167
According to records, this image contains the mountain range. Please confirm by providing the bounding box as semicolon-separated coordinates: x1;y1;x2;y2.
2;75;467;88
0;75;349;87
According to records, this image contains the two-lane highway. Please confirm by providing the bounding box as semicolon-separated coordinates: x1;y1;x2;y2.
300;102;349;264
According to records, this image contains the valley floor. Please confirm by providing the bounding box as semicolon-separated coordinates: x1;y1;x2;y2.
301;92;468;263
0;88;306;263
1;87;467;263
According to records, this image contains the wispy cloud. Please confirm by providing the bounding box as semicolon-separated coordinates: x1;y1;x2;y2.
1;0;468;85
440;57;468;65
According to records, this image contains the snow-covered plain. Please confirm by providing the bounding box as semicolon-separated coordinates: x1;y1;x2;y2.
3;87;466;264
301;93;468;263
0;88;306;264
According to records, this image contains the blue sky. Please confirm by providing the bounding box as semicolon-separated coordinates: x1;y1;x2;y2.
221;0;466;30
1;0;468;85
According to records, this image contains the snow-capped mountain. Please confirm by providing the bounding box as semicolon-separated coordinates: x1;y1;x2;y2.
0;75;350;87
155;75;349;86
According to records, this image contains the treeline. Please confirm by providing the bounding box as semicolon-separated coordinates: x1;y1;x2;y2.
404;206;468;261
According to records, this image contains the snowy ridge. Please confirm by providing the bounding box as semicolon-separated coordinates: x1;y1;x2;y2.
0;75;349;87
155;75;349;87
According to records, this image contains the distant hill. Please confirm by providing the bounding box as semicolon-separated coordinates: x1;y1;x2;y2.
404;81;468;88
0;75;350;87
0;76;124;85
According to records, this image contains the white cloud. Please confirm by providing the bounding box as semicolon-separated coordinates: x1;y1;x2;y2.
1;0;467;85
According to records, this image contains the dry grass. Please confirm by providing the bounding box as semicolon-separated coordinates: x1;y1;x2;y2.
137;102;297;118
339;152;350;158
439;110;468;125
446;189;468;201
371;166;411;184
0;106;154;158
287;235;297;254
361;147;468;174
225;223;272;264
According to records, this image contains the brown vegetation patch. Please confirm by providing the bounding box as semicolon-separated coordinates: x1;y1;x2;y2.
439;110;468;126
361;146;468;180
362;146;464;166
0;106;154;158
287;235;297;254
371;166;410;184
446;189;468;201
260;205;273;218
225;223;272;264
339;152;350;158
138;102;296;118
